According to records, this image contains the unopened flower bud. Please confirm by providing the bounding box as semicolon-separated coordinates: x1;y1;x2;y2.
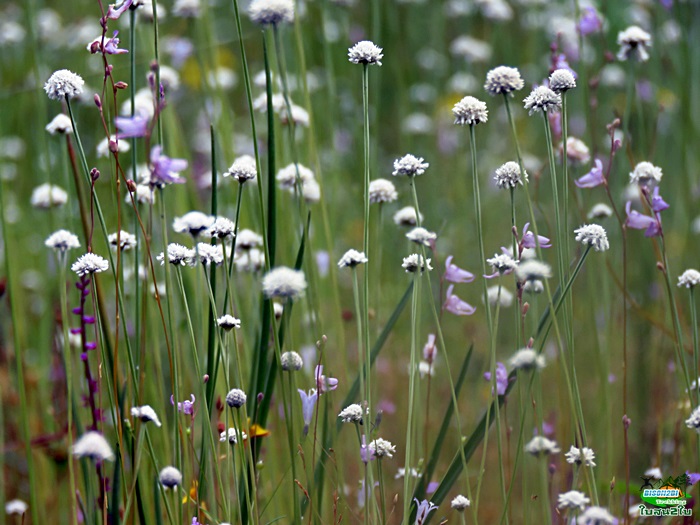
115;81;128;90
94;94;102;108
126;179;137;192
90;168;100;182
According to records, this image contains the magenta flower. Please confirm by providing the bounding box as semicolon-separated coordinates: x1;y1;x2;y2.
171;394;195;415
105;31;128;54
574;159;604;188
444;255;474;283
577;6;602;35
298;388;318;436
484;362;508;396
443;285;476;316
521;223;552;249
650;187;669;213
625;201;660;237
115;112;149;139
107;0;134;19
150;145;188;185
315;365;338;394
413;499;438;525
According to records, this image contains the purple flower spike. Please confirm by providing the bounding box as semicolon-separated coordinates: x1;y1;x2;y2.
443;285;476;316
444;255;475;283
107;0;134;19
650;187;669;213
171;394;196;415
150;145;188;185
521;223;552;249
298;388;318;436
315;365;338;394
575;159;605;188
625;201;660;237
578;6;602;35
413;499;438;525
115;112;149;139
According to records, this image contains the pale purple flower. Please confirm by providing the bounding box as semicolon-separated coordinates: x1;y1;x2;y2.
150;145;188;185
444;255;475;283
625;201;660;237
115;112;149;139
575;159;605;188
104;31;128;54
360;435;372;463
484;362;508;395
315;365;338;393
413;499;438;525
521;223;551;249
686;471;700;486
107;0;134;20
444;285;476;316
423;334;437;363
298;388;318;435
650;187;669;212
552;54;577;78
578;6;602;35
171;394;196;415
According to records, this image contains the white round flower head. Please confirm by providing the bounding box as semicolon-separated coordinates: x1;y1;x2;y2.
486;286;513;307
494;161;528;189
450;495;471;511
557;490;590;511
302;178;321;203
220;428;247;444
574;224;609;252
393;206;422;227
5;500;28;516
338;403;364;424
46;113;73;134
369;438;396;458
452;96;488;126
629;161;662;187
206;217;236;239
617;25;652;62
280;103;310;127
563;137;590;164
217;315;241;331
406;227;437;247
71;253;109;277
523;86;562;115
108;230;138;251
685;406;700;431
262;266;308;299
281;350;303;371
348;40;383;66
644;467;663;480
487;253;518;276
509;348;546;370
577;506;615;525
402;254;433;273
234;248;265;272
173;211;215;236
276;163;315;191
31;183;68;209
130;405;162;427
392;154;429;177
679;269;700;289
549;69;576;93
565;445;596;467
225;155;257;183
588;203;612;220
45;229;80;253
129;183;156;205
72;431;115;462
44;69;85;100
369;178;398;204
195;243;224;266
226;388;247;408
524;435;561;456
516;259;552;282
157;243;195;266
159;466;183;489
338;249;368;268
236;229;264;251
523;279;544;294
484;66;524;96
248;0;294;25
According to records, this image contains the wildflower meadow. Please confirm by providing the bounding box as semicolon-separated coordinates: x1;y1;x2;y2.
2;0;700;524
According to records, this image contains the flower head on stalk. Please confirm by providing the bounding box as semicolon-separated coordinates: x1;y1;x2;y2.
574;224;609;252
484;66;524;96
443;285;476;316
485;252;518;279
44;69;84;100
72;431;115;462
348;40;383;66
524;435;560;456
565;445;596;466
402;254;432;273
494;161;527;188
45;230;80;254
523;86;562;115
262;267;308;299
159;466;182;489
368;438;396;458
71;253;109;277
630;161;662;188
224;155;257;184
521;223;551;249
338;249;368;268
413;499;438;525
549;69;576;93
131;405;162;426
338;404;364;424
392;154;429;177
298;388;318;436
171;394;196;416
248;0;294;25
509;348;546;371
617;25;652;62
369;178;398;203
452;96;488;126
515;260;552;282
557;490;590;511
406;227;437;247
678;269;700;289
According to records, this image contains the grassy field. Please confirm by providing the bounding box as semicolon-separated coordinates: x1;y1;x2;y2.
1;0;700;524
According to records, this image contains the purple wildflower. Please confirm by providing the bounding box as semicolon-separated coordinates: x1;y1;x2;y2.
578;6;602;35
521;223;552;249
625;201;660;237
484;362;508;396
107;0;134;20
423;334;437;363
444;255;475;283
575;159;605;188
443;285;476;316
115;112;149;139
315;365;338;394
171;394;196;415
413;499;438;525
553;54;577;77
298;388;318;436
89;31;128;55
650;187;669;213
360;435;372;463
687;472;700;486
150;145;188;185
